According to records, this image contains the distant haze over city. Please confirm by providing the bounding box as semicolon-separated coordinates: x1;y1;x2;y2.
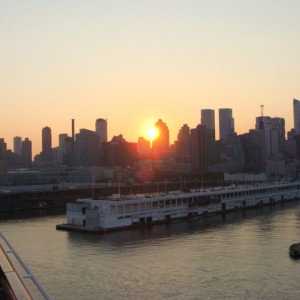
1;1;299;155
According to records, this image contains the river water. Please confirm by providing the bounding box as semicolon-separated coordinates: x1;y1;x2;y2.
1;202;300;300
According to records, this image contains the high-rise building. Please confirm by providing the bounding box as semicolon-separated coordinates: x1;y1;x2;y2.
272;117;286;155
191;124;214;172
13;136;22;156
59;134;69;149
70;119;75;166
75;129;100;166
58;134;69;164
0;138;7;159
201;109;215;130
240;130;264;171
95;118;108;149
219;108;234;140
102;135;138;167
152;119;169;159
137;137;151;159
42;126;52;161
255;116;285;161
201;109;216;142
58;134;73;166
21;138;32;167
176;124;191;163
293;99;300;133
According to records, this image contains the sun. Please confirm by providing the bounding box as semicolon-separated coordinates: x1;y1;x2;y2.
141;120;159;141
147;126;159;141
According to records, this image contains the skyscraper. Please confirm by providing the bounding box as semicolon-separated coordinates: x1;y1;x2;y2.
201;109;216;142
255;116;285;161
191;124;214;172
21;138;32;167
201;109;215;130
137;137;151;159
0;138;7;159
176;124;191;163
152;119;169;159
75;129;100;166
293;99;300;133
58;134;69;164
13;136;22;156
102;135;137;167
219;108;234;140
95;118;108;149
42;126;52;161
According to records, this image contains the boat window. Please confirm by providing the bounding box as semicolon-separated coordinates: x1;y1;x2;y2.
125;204;131;213
132;203;138;212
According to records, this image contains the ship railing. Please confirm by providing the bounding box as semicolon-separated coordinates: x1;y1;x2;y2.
0;231;52;300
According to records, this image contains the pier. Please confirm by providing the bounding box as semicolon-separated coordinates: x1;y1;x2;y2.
0;182;183;212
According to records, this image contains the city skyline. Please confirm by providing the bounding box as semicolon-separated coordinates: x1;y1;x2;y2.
0;100;298;158
1;1;300;155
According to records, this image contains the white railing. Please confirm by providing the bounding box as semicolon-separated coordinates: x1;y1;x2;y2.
0;231;52;300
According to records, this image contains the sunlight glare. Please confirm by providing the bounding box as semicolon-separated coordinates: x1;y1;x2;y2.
148;126;158;141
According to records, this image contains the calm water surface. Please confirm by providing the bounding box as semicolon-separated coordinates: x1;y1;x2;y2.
1;203;300;300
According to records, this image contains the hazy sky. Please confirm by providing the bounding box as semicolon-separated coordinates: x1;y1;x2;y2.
1;0;300;155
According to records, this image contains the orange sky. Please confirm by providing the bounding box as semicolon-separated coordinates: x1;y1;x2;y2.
1;1;299;156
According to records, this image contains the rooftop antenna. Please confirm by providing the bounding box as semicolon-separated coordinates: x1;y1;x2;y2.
260;105;264;117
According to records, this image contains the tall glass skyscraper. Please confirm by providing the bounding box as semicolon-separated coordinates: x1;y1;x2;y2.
201;109;215;141
219;108;234;140
201;109;215;131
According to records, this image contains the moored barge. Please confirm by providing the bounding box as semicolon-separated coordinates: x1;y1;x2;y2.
56;181;300;233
